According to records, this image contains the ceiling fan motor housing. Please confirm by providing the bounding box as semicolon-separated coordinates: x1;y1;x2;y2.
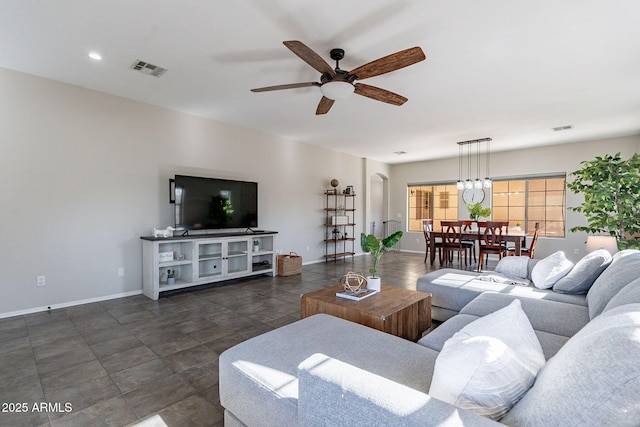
329;48;345;61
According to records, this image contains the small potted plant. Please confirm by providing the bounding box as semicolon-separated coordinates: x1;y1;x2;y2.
166;269;175;285
360;231;403;291
253;239;260;252
467;202;491;221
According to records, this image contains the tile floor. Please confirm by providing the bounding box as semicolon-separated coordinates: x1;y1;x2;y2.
0;251;475;426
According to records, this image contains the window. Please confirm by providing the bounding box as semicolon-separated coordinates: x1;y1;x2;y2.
492;176;566;237
408;184;459;232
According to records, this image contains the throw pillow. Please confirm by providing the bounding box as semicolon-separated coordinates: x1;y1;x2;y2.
603;277;640;313
553;249;612;294
530;251;574;289
502;303;640;426
495;256;530;280
429;300;545;420
587;249;640;319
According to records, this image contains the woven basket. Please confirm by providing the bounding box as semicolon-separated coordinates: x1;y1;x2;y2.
277;252;302;276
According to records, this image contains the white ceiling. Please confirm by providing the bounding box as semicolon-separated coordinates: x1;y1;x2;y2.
2;0;639;164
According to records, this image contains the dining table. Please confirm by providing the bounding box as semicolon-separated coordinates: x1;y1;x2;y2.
428;227;527;265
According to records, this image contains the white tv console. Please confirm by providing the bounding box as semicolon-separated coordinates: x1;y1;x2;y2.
141;231;277;300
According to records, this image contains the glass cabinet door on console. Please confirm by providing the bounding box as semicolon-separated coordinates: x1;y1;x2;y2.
225;238;250;276
197;241;223;280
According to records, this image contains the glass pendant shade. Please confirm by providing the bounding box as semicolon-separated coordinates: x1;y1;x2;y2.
483;177;492;188
473;179;482;189
464;179;473;190
320;81;354;100
456;180;465;190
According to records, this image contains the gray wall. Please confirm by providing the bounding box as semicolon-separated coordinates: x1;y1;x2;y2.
0;68;386;317
390;135;640;261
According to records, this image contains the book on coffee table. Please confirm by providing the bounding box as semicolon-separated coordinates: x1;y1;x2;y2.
335;288;378;301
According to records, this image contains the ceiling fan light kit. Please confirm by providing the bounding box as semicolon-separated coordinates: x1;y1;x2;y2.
320;81;354;100
251;41;425;115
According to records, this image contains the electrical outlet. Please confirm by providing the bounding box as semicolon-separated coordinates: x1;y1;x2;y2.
574;249;580;255
118;267;125;277
37;276;46;287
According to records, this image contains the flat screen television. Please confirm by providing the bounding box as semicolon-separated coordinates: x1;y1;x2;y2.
173;175;258;230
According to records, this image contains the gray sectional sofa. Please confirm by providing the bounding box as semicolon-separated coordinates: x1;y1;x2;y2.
219;249;640;426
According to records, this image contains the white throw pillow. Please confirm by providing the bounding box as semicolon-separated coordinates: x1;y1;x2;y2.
530;251;574;289
429;300;545;420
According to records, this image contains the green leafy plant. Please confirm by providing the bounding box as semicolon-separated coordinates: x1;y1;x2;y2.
568;152;640;249
467;202;491;220
360;231;403;278
167;269;175;279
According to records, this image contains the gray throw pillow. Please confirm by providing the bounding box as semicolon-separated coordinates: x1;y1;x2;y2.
553;249;612;295
587;250;640;319
501;303;640;427
603;277;640;313
495;256;530;280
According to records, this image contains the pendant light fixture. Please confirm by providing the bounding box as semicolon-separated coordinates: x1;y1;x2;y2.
456;144;464;190
456;138;493;190
483;138;492;188
465;144;473;189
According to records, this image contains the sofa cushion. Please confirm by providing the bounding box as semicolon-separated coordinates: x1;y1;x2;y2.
604;277;640;313
417;268;587;322
553;249;612;294
429;300;545;420
297;353;501;427
460;292;590;337
219;313;439;427
419;313;569;360
587;249;640;319
418;314;478;352
502;303;640;427
530;251;574;289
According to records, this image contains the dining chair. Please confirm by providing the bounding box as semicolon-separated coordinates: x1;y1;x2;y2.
460;220;477;264
477;221;506;271
441;220;468;265
507;222;539;258
422;219;443;263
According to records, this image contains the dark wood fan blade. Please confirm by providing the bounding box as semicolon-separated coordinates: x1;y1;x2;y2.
349;47;425;80
316;96;335;115
283;41;336;76
354;83;407;106
251;82;320;92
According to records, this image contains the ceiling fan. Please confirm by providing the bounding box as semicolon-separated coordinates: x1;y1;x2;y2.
251;41;426;115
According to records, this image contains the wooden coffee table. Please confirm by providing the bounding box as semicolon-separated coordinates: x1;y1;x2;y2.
300;284;431;342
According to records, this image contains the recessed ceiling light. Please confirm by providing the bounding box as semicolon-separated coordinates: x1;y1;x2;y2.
88;52;102;61
394;151;407;155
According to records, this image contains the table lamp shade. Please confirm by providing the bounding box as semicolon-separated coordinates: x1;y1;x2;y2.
586;235;618;255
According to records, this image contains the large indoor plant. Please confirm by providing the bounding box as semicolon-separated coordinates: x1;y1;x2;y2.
568;152;640;249
360;231;403;290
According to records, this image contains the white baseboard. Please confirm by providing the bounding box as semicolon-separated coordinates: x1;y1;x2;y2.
0;290;143;320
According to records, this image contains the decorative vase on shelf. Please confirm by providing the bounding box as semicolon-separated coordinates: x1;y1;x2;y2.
167;269;175;285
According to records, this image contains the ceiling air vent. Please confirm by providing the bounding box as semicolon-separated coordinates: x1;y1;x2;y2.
130;60;168;78
552;125;573;132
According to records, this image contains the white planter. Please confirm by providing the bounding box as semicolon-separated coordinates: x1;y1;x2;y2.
367;276;381;291
253;245;260;252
